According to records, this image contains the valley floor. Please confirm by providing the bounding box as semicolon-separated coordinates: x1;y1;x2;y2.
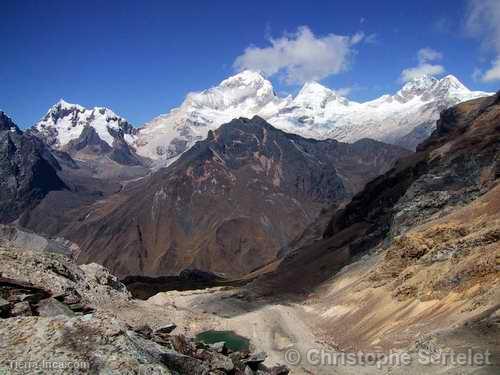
107;278;498;374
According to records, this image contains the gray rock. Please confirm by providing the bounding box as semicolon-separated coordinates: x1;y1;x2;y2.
79;262;130;299
134;324;153;338
161;351;210;375
209;352;234;372
209;341;226;353
0;296;10;316
10;301;32;316
0;224;77;256
269;365;290;374
0;313;174;374
0;247;131;309
127;330;174;362
154;323;177;335
246;351;267;365
36;297;75;317
0;296;9;308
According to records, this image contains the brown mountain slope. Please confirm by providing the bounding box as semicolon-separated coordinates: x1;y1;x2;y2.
306;184;499;351
57;116;408;278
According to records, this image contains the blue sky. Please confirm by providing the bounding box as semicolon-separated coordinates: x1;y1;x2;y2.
1;0;499;128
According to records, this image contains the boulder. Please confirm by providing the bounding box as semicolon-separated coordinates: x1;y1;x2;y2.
209;352;234;372
194;349;234;372
10;301;32;316
269;365;290;374
160;351;210;375
209;341;227;354
246;351;267;364
0;248;131;309
169;334;194;355
154;323;177;335
36;297;75;317
0;296;10;317
134;324;153;338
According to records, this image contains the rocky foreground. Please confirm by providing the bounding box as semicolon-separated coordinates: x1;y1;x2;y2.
0;246;289;374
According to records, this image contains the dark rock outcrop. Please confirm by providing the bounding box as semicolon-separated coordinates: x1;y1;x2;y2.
0;112;67;223
64;125;145;166
65;125;112;154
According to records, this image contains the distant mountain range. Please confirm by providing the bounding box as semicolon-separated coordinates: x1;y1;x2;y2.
0;72;495;278
136;71;490;163
29;71;491;169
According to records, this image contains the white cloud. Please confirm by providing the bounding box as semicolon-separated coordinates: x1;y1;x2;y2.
400;64;445;82
418;47;443;64
466;0;500;51
466;0;500;82
481;57;500;82
399;47;445;82
233;26;366;84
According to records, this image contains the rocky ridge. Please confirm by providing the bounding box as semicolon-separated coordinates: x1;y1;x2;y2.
0;244;288;374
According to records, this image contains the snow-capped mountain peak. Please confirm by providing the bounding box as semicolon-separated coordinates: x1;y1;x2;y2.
50;98;85;112
397;75;439;99
134;72;493;165
297;81;334;97
397;74;473;100
184;70;277;111
219;69;268;88
34;101;137;149
438;74;467;91
136;70;290;163
293;81;349;109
